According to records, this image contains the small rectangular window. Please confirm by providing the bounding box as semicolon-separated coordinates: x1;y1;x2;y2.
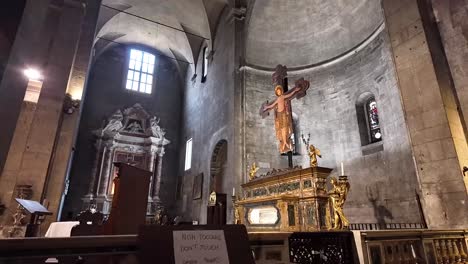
126;48;155;94
185;138;193;171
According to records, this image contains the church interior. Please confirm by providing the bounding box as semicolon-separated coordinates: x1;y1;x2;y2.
0;0;467;263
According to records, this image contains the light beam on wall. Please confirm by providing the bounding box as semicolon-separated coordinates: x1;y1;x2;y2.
24;68;43;81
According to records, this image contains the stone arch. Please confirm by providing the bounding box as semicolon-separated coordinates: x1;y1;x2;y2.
209;139;228;193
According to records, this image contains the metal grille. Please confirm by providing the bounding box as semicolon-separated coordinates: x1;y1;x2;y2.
289;232;358;264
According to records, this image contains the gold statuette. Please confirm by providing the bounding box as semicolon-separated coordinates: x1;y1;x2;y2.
308;145;322;168
328;176;350;229
249;162;259;181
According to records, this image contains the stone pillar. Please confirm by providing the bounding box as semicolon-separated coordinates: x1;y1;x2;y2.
429;0;468;188
0;1;85;231
382;0;468;229
232;0;247;224
0;0;55;175
40;0;102;227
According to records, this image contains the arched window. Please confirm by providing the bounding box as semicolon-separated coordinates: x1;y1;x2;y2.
366;97;382;143
125;48;155;94
356;93;383;146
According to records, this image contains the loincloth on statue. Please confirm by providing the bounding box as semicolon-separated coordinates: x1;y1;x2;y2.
276;110;292;128
275;110;293;139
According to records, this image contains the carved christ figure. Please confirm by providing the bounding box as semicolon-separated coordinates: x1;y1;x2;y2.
259;77;310;153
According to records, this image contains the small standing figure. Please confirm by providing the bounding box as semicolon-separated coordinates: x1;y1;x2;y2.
308;145;322;168
249;162;259;181
301;134;322;167
328;177;350;230
234;204;241;224
147;116;165;138
154;209;163;225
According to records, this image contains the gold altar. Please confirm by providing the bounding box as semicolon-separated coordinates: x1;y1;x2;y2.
236;167;333;232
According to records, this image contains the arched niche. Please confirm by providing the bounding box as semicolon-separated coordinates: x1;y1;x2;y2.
209;140;228;193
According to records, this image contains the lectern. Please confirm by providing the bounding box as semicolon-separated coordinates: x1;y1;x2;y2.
102;162;152;235
14;198;51;237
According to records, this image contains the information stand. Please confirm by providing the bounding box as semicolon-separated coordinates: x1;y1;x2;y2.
138;225;255;264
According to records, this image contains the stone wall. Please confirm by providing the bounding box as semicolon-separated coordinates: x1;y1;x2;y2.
177;6;236;224
383;0;468;229
431;0;468;188
0;102;36;226
243;30;422;224
63;45;184;217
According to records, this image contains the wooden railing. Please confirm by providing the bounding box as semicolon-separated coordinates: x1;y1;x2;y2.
1;229;466;264
0;235;138;263
361;230;468;264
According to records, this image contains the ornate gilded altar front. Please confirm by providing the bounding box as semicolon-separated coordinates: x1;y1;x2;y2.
236;167;333;232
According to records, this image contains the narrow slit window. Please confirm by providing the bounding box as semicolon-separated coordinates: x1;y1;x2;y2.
202;47;208;82
185;138;193;171
126;49;155;94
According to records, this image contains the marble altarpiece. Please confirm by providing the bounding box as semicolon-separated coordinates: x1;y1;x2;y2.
82;104;170;216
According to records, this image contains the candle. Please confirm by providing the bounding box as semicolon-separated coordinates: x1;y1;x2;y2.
232;187;235;197
341;162;344;176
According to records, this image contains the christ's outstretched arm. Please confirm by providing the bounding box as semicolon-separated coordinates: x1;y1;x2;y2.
283;86;301;100
259;100;278;118
283;78;310;101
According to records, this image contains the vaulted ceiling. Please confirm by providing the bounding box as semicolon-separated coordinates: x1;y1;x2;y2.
245;0;385;69
95;0;385;72
95;0;227;69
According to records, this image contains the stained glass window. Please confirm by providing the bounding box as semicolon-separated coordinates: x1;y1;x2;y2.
366;97;382;143
126;49;155;94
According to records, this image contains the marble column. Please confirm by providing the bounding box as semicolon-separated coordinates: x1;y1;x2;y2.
148;150;157;198
153;152;164;201
88;138;103;196
98;146;115;196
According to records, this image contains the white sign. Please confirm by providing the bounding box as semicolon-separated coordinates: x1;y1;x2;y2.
173;230;230;264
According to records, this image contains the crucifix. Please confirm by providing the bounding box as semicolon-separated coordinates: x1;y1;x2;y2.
259;65;310;168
